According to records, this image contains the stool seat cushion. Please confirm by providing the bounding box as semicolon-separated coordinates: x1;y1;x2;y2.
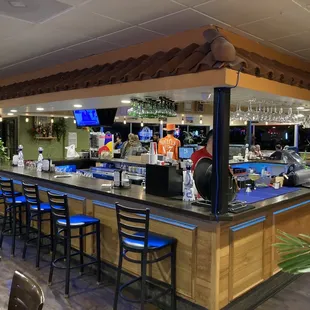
124;232;174;249
57;214;99;227
30;203;51;211
6;196;26;204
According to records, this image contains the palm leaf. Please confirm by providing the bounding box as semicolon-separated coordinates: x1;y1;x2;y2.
274;230;310;274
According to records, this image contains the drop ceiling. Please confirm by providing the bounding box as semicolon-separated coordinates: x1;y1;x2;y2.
0;0;309;79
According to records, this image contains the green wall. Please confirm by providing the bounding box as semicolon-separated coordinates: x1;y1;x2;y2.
18;116;89;160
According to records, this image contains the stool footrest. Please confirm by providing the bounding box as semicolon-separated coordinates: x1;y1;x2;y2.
119;275;172;304
52;253;98;270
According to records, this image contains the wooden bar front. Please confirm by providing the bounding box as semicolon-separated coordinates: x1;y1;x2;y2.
1;169;309;310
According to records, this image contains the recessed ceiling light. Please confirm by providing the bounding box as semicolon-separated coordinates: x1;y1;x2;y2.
121;100;131;104
297;107;305;110
10;109;17;113
8;1;27;8
36;107;44;111
7;113;14;116
73;104;82;108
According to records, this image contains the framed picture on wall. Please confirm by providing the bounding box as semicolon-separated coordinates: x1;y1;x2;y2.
196;102;204;113
184;102;192;112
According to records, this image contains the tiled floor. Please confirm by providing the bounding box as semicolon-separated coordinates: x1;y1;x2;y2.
0;236;156;310
1;235;310;310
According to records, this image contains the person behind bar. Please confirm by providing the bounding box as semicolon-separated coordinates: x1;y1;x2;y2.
158;124;181;160
114;133;123;150
270;144;282;160
152;132;160;145
191;130;213;170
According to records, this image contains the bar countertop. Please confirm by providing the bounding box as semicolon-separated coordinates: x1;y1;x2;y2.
1;166;309;221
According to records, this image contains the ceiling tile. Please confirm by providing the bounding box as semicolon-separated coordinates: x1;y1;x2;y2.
40;49;86;64
100;27;164;47
237;8;310;40
57;0;91;5
195;0;298;26
296;48;310;59
0;15;34;40
67;39;120;57
293;0;310;10
45;7;129;38
0;0;72;23
140;8;220;35
84;0;184;24
270;31;310;51
174;0;211;6
0;24;89;67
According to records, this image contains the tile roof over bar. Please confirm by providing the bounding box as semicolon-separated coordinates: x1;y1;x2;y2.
0;29;309;101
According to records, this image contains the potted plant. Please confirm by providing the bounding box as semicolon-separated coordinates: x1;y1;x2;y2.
52;118;67;142
274;230;310;273
0;139;9;163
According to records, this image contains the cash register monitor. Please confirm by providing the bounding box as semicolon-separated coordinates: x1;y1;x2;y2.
179;147;194;160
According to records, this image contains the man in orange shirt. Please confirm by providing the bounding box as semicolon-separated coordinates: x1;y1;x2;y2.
158;124;181;160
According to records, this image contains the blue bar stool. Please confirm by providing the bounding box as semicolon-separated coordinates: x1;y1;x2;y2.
114;203;177;310
47;192;101;297
0;179;27;257
22;183;53;269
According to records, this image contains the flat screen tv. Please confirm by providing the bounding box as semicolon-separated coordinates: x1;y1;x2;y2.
97;108;117;126
74;109;100;127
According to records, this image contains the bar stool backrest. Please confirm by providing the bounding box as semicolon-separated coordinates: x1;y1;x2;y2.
0;179;15;203
8;270;44;310
47;191;70;228
115;203;150;251
22;183;40;210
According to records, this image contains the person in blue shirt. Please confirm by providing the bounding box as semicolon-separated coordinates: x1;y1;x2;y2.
114;133;123;150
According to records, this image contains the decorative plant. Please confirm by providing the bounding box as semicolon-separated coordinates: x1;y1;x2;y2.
274;230;310;274
28;124;52;139
0;139;9;162
53;118;68;142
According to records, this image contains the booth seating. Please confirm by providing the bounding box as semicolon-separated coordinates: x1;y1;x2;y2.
47;192;101;297
22;182;53;269
114;203;177;310
0;179;27;257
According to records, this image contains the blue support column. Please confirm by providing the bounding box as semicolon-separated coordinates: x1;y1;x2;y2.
211;87;231;215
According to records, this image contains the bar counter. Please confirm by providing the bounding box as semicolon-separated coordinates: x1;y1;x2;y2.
1;166;310;310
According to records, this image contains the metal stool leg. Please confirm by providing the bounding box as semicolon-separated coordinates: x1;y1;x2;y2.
22;212;31;260
11;207;16;257
48;226;57;286
171;243;177;310
8;210;12;231
79;227;84;275
50;215;54;254
64;231;71;298
18;205;22;236
140;252;147;310
96;222;101;284
0;208;8;249
36;213;42;269
113;247;123;310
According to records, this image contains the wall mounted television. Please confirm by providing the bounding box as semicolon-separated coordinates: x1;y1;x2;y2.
73;109;100;127
73;108;117;127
